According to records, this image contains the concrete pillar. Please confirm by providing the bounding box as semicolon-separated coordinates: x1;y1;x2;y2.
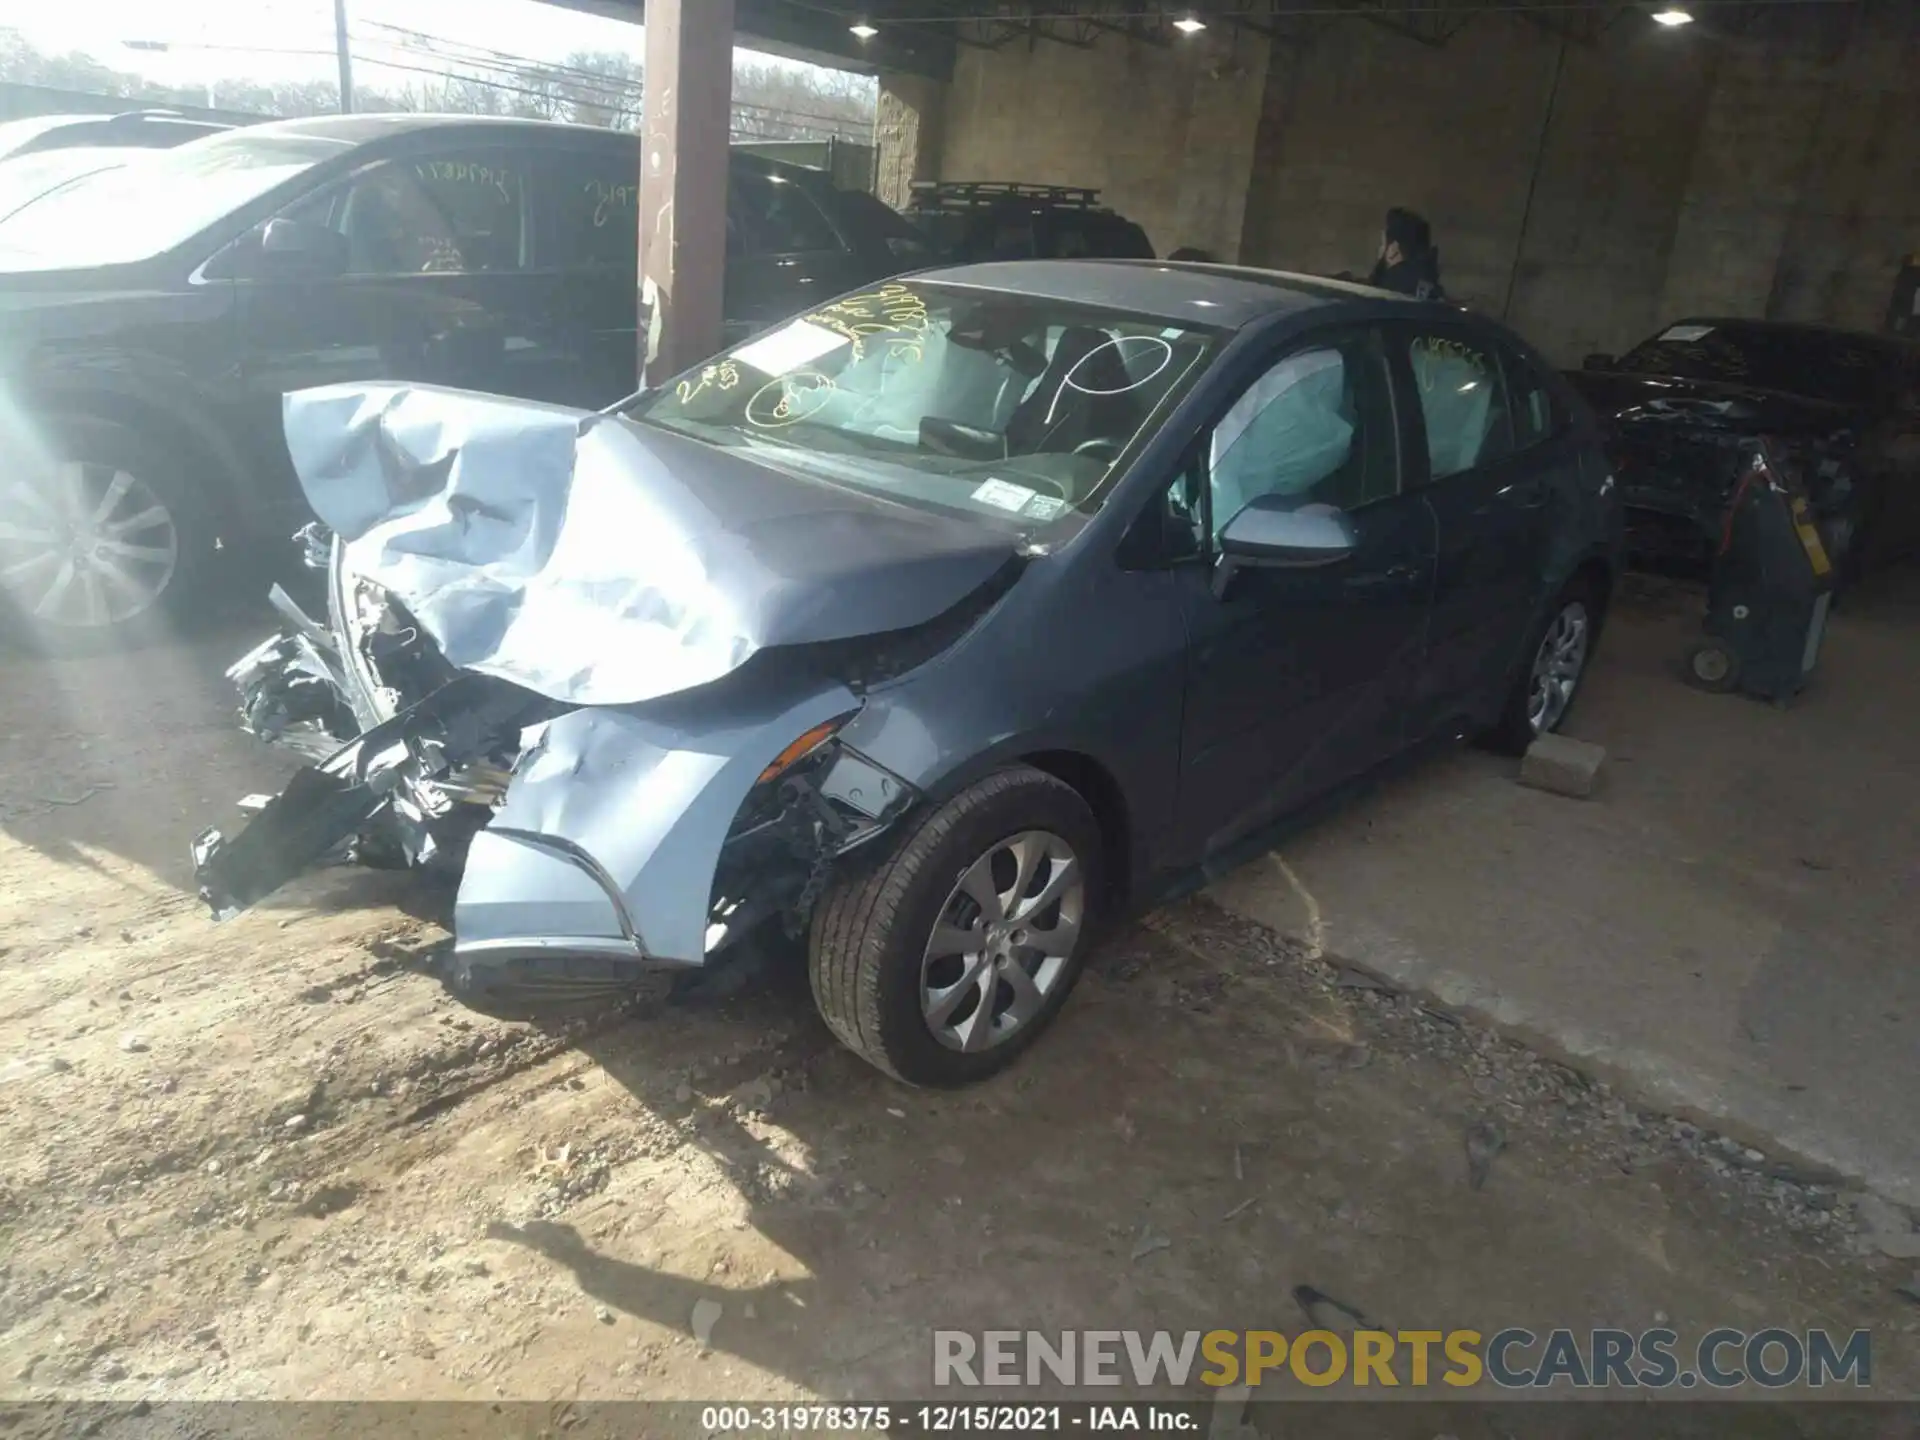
874;71;946;211
638;0;735;386
1656;43;1828;322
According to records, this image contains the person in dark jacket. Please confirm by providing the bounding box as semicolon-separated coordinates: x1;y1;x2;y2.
1368;207;1445;300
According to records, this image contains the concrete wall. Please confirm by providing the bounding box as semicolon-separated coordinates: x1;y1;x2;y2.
886;6;1920;364
936;27;1270;264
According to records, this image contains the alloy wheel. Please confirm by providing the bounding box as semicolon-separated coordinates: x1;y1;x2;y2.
1527;600;1590;734
1;462;179;628
921;829;1085;1054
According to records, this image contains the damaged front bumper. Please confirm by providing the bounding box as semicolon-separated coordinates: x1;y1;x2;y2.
194;582;917;1011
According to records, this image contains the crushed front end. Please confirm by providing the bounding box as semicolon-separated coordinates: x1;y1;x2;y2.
195;555;919;1014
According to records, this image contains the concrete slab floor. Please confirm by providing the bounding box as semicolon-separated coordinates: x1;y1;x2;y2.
1210;566;1920;1210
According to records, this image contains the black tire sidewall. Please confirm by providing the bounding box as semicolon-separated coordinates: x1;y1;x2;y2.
1484;575;1601;755
0;415;214;654
866;772;1104;1087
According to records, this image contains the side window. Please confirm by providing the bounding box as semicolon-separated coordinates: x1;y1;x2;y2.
301;150;526;276
1405;331;1514;481
1499;345;1560;452
731;169;842;255
1208;331;1399;538
538;149;638;272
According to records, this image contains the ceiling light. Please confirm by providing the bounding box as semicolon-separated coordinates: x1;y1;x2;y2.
1173;15;1208;34
1651;8;1694;25
849;21;878;40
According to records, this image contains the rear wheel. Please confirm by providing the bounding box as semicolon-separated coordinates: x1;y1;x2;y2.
1481;575;1599;755
809;766;1102;1086
0;417;212;651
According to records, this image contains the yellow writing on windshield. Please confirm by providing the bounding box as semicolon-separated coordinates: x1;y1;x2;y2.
676;361;742;406
804;283;930;364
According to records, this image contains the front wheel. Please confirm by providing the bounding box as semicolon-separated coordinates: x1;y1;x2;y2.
1480;576;1599;755
809;766;1103;1086
0;417;212;652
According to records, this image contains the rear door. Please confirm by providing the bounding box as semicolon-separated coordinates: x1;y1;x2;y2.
1169;325;1438;853
1390;323;1554;738
529;140;641;406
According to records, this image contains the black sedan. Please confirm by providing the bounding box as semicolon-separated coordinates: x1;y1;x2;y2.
0;115;921;647
1571;319;1920;578
196;261;1622;1085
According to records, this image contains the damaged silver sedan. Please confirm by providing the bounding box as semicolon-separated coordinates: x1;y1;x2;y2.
197;261;1621;1084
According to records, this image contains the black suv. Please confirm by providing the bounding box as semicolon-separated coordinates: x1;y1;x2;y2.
902;181;1155;264
0;114;917;645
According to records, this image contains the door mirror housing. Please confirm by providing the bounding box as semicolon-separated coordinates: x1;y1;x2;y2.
251;216;349;277
1212;497;1356;598
1582;352;1616;372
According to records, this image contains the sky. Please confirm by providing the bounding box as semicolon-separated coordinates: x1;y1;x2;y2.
5;0;840;90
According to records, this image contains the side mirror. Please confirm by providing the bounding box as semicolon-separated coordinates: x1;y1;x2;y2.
1213;498;1356;598
1582;352;1616;372
252;216;349;277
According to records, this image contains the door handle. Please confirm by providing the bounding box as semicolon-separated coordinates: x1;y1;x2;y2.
1344;563;1424;591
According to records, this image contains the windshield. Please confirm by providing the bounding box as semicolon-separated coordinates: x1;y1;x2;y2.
0;148;141;223
1615;322;1890;406
634;281;1219;528
0;128;350;271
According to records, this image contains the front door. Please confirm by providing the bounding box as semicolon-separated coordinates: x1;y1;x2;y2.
230;139;575;519
1170;326;1437;858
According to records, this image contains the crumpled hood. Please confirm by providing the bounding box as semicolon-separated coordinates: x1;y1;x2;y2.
284;382;1020;706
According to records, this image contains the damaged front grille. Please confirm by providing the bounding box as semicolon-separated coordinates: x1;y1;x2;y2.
195;672;558;920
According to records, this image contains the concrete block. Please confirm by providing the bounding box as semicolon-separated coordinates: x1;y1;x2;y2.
1519;734;1606;800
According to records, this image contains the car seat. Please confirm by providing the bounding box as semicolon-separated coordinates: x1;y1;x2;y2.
1005;327;1144;456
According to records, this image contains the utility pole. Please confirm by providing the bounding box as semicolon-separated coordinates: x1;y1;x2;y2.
334;0;355;114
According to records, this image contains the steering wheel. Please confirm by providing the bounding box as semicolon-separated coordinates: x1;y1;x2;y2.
1072;438;1124;462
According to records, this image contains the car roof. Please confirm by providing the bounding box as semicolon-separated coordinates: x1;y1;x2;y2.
239;113;824;180
908;257;1457;330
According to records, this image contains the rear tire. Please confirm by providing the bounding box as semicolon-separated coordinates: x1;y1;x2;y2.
809;765;1103;1087
1480;574;1600;756
0;416;214;653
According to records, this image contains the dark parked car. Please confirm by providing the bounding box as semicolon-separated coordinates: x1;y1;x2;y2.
1569;319;1920;578
195;260;1622;1085
0;109;229;162
0;114;916;645
904;181;1155;263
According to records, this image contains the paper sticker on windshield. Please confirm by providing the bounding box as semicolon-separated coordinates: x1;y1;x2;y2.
733;319;849;375
972;478;1037;512
1023;494;1068;521
1660;324;1715;343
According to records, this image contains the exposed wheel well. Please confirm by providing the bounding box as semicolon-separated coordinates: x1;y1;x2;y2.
1021;749;1132;909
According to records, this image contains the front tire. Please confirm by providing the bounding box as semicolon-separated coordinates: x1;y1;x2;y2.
809;765;1103;1086
0;416;213;652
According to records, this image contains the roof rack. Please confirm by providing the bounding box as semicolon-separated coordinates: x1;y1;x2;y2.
907;180;1104;210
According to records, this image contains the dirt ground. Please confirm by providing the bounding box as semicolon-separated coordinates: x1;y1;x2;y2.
1;598;1917;1406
